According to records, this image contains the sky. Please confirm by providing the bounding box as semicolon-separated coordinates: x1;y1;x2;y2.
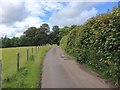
0;0;119;38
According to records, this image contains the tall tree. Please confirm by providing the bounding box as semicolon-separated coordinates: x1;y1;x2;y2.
40;23;50;33
49;25;59;45
2;36;12;48
35;24;50;45
23;27;37;45
11;37;19;47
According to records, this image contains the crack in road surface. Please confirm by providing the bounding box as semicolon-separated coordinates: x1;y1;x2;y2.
41;46;112;88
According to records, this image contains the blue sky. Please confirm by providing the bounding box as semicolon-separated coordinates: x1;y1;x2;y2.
0;0;119;38
42;2;118;22
95;2;118;14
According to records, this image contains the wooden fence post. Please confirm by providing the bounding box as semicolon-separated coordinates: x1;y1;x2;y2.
36;46;37;53
32;48;33;56
0;59;2;75
0;59;1;74
0;59;1;90
27;49;28;62
17;52;20;71
38;46;39;52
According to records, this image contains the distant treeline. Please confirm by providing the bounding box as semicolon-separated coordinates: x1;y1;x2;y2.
0;24;59;48
0;23;77;48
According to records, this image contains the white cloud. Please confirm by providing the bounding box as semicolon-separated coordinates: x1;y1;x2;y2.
24;0;45;17
0;24;16;38
0;0;29;25
0;0;117;37
43;0;119;2
24;0;64;17
0;0;64;37
15;33;23;37
49;2;97;27
15;16;42;28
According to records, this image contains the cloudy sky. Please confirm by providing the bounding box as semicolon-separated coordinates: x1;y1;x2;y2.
0;0;118;38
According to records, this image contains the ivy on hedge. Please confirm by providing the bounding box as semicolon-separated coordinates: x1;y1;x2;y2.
60;7;120;86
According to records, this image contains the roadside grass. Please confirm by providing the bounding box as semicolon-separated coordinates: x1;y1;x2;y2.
2;45;52;88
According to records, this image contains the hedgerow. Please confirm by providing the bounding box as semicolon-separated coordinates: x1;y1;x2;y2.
60;7;120;86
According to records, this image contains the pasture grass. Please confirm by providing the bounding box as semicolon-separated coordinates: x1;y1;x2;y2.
2;45;52;88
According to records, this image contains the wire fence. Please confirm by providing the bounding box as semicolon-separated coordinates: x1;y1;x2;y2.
2;46;40;81
16;46;40;71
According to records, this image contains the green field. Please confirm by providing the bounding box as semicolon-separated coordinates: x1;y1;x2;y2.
2;45;52;88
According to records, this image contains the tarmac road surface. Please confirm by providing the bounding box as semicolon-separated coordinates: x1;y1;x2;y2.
41;46;112;88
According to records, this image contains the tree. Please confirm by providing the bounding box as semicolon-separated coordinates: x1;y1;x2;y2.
23;27;37;45
34;24;50;45
49;25;59;45
118;1;120;8
35;28;47;45
19;35;29;46
70;25;77;30
2;36;12;48
11;37;19;47
59;26;72;40
40;23;50;33
52;25;59;31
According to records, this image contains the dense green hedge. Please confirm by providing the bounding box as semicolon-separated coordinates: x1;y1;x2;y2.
60;7;120;86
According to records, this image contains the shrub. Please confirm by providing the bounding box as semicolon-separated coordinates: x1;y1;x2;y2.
60;7;120;86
